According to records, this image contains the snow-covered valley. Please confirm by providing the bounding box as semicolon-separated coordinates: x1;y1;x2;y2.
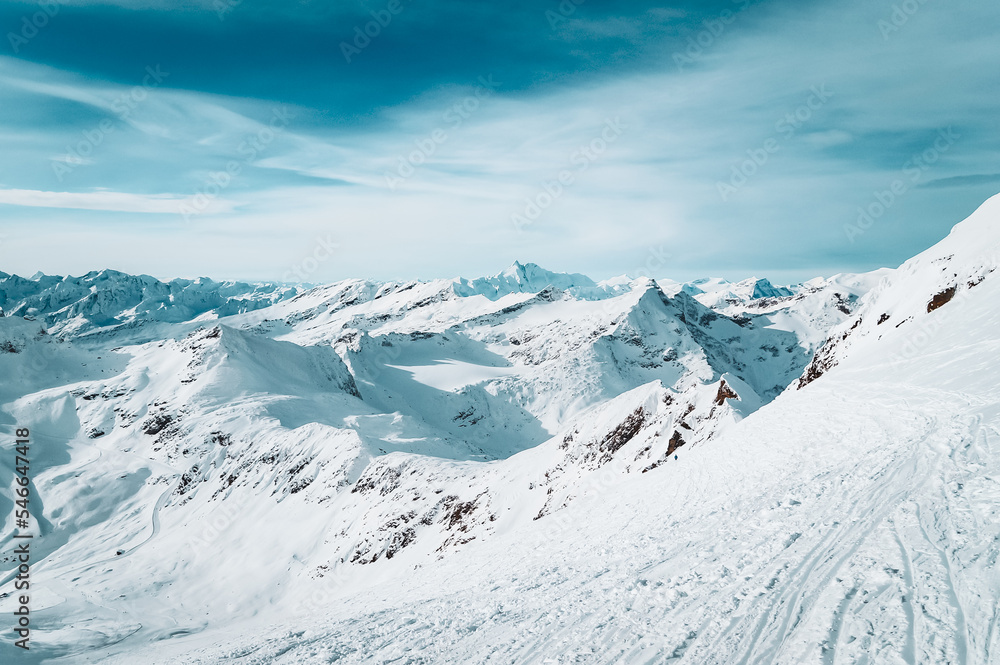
1;195;998;664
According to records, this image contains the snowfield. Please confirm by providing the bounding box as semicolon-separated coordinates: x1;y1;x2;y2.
1;195;998;664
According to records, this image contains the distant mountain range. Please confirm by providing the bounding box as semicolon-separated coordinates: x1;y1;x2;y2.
1;194;998;664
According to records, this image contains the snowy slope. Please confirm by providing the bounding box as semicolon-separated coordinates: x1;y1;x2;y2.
1;195;996;664
76;199;1000;665
798;195;1000;389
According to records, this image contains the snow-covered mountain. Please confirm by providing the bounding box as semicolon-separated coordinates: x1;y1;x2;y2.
1;195;997;664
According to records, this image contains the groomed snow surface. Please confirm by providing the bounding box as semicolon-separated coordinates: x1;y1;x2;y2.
1;195;999;664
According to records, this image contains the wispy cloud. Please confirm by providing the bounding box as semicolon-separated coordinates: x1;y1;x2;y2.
0;188;234;214
919;173;1000;189
0;0;998;283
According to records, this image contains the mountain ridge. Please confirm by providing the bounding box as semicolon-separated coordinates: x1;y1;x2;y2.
2;195;997;663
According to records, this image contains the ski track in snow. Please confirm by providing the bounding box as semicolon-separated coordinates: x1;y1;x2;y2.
92;381;998;665
3;198;1000;664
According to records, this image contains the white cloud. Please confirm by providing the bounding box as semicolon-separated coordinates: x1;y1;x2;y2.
1;0;998;283
49;154;95;166
0;188;234;214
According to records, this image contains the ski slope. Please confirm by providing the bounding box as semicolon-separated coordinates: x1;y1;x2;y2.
1;195;998;664
93;249;1000;664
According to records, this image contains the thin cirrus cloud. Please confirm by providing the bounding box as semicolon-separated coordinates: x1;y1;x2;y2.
0;0;998;284
919;174;1000;189
0;188;234;214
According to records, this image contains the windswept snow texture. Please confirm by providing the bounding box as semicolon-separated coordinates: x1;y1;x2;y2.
1;196;999;664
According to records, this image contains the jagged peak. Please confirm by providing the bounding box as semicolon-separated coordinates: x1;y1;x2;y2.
453;262;598;301
498;261;596;288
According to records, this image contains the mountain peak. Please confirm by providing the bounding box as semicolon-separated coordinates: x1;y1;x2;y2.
500;261;595;286
454;262;598;300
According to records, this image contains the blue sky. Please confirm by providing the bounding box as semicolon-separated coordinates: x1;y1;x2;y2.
0;0;998;284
